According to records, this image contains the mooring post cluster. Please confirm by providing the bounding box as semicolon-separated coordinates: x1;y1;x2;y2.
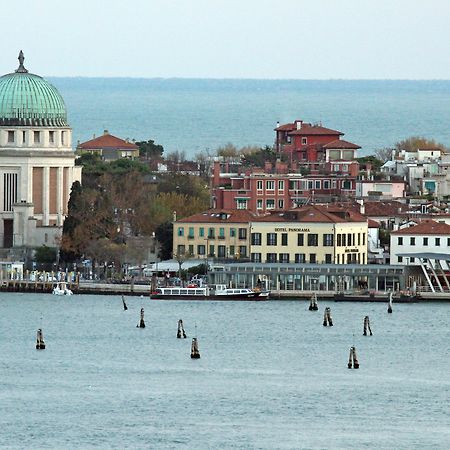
36;328;45;350
309;293;318;311
347;346;359;369
363;316;373;336
323;307;333;326
177;319;187;339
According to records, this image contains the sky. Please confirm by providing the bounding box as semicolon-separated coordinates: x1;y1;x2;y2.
1;0;449;79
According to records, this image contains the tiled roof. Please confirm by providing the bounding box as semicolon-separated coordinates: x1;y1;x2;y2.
274;123;297;131
253;205;366;224
78;133;138;150
363;201;409;217
177;209;259;224
288;124;343;136
368;219;380;228
323;139;361;149
391;220;450;235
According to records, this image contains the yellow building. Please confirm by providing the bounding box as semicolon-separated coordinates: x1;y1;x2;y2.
250;206;368;264
173;210;256;260
173;206;368;265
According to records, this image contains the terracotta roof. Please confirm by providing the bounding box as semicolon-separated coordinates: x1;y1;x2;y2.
363;201;409;217
177;209;258;224
78;133;138;150
323;139;361;150
288;124;343;136
253;205;366;224
368;219;380;228
274;122;297;131
391;220;450;235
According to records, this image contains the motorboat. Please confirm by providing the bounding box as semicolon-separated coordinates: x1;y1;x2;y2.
52;282;73;296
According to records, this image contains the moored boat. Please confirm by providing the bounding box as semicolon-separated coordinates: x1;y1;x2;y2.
150;284;269;300
52;282;73;296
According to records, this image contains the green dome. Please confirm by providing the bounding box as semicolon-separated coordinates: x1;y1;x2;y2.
0;51;68;127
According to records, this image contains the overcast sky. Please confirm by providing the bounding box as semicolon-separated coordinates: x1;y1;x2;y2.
1;0;449;79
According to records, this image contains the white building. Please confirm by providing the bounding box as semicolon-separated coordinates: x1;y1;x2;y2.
0;51;81;250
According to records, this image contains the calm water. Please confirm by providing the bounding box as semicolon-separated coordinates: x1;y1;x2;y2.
0;293;448;449
50;78;450;157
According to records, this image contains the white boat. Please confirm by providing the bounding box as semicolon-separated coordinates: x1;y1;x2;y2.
52;282;73;296
150;284;269;300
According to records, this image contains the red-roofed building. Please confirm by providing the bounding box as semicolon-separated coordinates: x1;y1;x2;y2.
274;119;360;170
77;130;139;161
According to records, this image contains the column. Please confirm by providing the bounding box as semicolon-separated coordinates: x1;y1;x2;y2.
43;167;50;226
57;167;63;226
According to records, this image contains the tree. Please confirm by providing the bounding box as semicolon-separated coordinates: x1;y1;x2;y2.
241;145;277;167
395;136;447;152
135;139;164;160
357;155;384;172
216;143;239;157
34;245;57;264
155;222;173;260
373;147;394;163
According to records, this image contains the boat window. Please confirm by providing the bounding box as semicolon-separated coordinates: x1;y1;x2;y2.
156;289;162;294
195;290;204;295
180;290;187;295
165;289;171;295
172;289;180;295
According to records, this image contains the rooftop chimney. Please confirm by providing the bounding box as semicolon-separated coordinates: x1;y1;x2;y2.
276;121;280;128
295;120;303;130
104;130;109;135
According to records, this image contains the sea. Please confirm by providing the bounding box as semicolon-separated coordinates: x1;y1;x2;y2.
49;78;450;158
0;293;448;449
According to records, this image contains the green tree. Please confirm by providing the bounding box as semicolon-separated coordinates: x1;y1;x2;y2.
34;245;57;264
357;155;384;172
155;221;173;260
135;139;164;160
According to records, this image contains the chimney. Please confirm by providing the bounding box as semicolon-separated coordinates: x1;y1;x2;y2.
173;210;177;222
295;120;303;130
104;129;109;135
276;121;280;128
213;160;221;187
93;134;96;139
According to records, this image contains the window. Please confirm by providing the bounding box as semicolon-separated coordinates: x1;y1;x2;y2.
362;233;366;246
308;181;314;189
278;199;284;209
435;238;441;246
324;180;330;189
251;253;262;263
7;131;14;143
49;131;55;143
325;254;333;264
229;245;235;257
398;237;403;245
295;253;306;263
197;245;206;255
281;233;288;246
230;228;236;237
308;234;318;246
177;227;184;237
238;228;247;240
279;253;289;263
266;180;275;190
297;233;304;246
301;137;307;145
188;245;194;255
208;228;215;238
358;233;361;246
251;233;262;245
199;227;204;237
423;237;428;246
309;254;317;264
257;180;263;190
347;233;352;246
61;131;66;145
447;238;450;246
236;199;248;209
219;227;225;239
257;199;263;209
188;227;194;238
266;253;277;263
22;131;26;143
315;180;321;189
323;234;334;246
398;256;403;263
278;180;284;191
337;234;342;246
267;233;277;245
266;199;275;209
177;245;185;255
410;237;415;246
218;245;226;257
342;234;346;246
337;254;340;264
34;131;40;144
410;257;415;263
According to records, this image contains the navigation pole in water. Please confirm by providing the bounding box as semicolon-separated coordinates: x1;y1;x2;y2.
137;308;145;328
36;328;45;350
177;319;187;338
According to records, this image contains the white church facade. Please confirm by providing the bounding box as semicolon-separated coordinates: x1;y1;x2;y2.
0;51;81;250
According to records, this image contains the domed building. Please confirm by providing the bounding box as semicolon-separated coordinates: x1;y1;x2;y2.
0;51;81;250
